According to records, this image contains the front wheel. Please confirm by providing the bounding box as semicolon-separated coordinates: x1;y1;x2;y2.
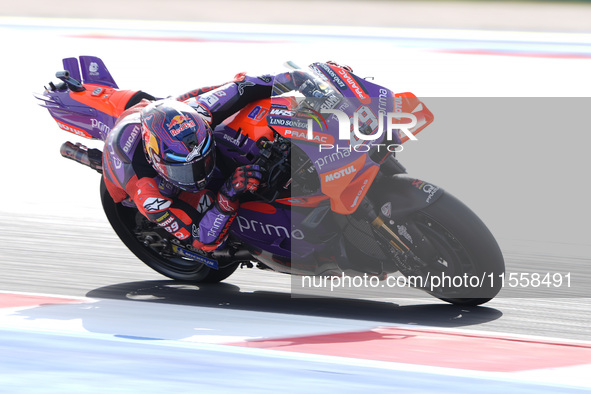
100;178;239;283
396;192;505;306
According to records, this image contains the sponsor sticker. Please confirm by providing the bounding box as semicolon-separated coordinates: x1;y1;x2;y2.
324;165;357;182
381;202;392;218
197;194;213;213
89;62;99;76
143;197;172;211
171;245;218;269
247;106;268;121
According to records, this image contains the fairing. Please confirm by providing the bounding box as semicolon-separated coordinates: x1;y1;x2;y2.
36;56;139;141
210;62;436;273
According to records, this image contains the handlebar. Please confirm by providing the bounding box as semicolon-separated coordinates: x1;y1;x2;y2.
251;136;292;202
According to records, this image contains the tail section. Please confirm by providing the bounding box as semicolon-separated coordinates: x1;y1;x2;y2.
62;56;119;88
62;57;82;82
38;56;156;142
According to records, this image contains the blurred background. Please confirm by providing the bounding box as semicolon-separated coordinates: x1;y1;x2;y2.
3;0;591;31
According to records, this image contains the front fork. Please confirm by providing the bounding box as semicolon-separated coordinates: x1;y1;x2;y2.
354;154;430;275
358;153;410;252
355;197;411;254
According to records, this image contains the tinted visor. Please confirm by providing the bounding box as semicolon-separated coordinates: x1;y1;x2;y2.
162;148;215;190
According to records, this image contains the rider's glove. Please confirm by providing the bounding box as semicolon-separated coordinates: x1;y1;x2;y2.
201;166;264;249
220;165;264;201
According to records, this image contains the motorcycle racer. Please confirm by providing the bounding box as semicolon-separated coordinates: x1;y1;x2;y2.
102;72;280;251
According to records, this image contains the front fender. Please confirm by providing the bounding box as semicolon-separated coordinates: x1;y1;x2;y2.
370;175;444;220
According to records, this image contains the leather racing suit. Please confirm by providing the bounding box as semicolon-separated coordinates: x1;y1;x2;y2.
102;72;282;251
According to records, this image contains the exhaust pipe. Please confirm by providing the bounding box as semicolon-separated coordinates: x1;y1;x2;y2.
60;141;103;173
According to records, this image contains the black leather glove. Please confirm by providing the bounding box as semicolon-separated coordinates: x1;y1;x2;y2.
220;165;264;201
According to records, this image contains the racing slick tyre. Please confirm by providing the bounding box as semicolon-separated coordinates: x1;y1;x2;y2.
100;178;238;283
400;191;505;306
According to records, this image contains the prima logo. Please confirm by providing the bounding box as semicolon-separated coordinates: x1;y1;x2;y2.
91;119;111;135
236;216;304;240
314;148;351;169
207;213;226;238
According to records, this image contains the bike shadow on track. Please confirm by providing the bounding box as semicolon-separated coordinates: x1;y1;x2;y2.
84;279;503;328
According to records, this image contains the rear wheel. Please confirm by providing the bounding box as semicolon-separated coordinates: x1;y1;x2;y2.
100;178;238;283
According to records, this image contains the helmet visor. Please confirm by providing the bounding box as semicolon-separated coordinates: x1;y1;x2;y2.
161;147;215;190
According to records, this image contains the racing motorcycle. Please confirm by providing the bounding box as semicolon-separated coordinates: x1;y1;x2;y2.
36;56;505;306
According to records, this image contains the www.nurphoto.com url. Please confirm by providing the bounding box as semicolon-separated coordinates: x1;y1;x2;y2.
300;272;572;292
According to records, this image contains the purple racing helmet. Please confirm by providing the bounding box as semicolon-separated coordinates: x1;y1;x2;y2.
141;99;215;192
